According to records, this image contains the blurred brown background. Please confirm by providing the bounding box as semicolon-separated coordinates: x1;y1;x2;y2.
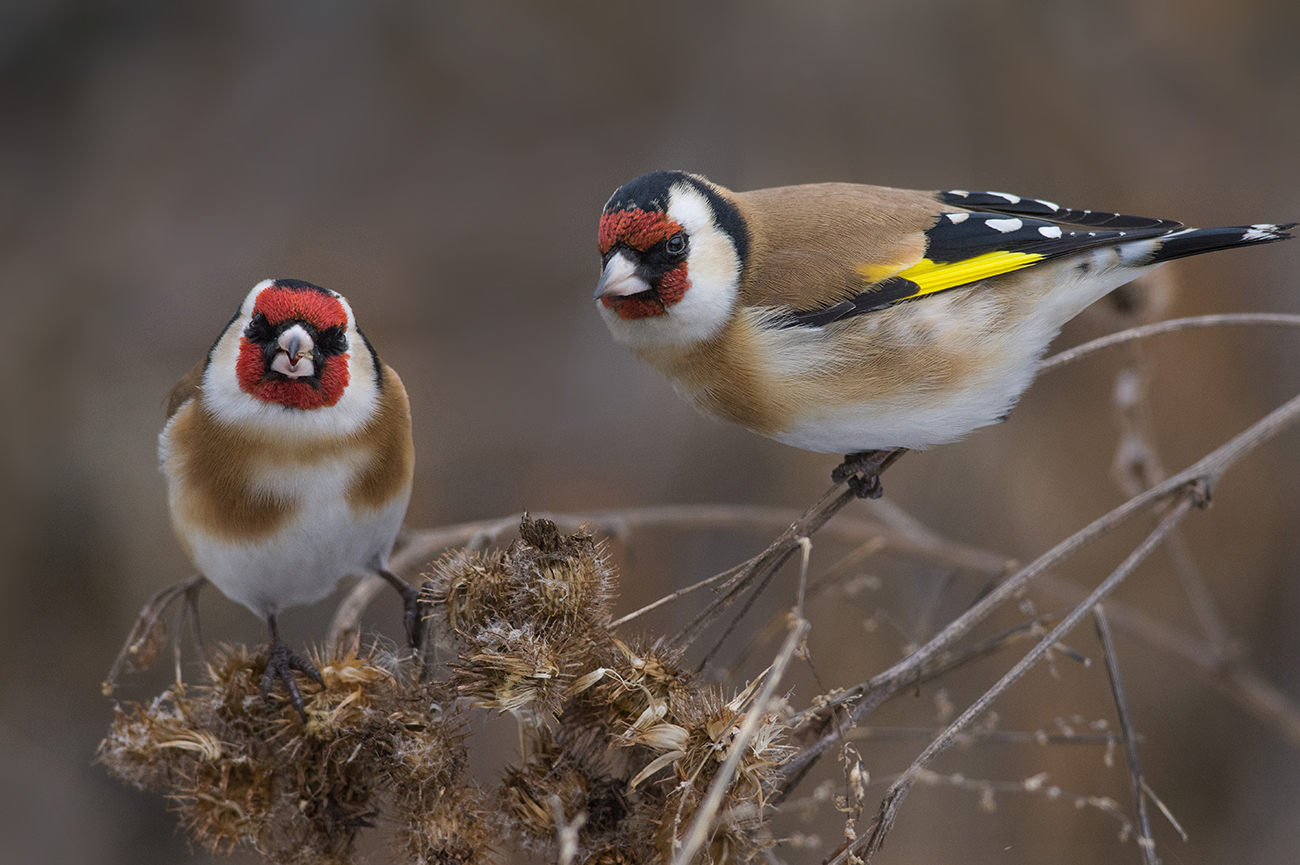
3;1;1300;862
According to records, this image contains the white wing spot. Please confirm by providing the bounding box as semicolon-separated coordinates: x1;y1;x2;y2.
946;212;969;224
1036;198;1061;212
948;190;969;197
986;218;1023;234
1038;225;1063;239
1243;226;1278;242
991;192;1022;203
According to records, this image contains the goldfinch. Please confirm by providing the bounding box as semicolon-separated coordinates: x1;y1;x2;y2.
594;171;1294;494
159;278;418;715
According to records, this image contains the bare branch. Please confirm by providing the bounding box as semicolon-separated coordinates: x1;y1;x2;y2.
782;388;1300;789
670;484;858;651
850;497;1197;863
1039;313;1300;375
1094;606;1159;864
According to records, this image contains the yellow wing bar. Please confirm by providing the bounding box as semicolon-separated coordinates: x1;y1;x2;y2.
859;250;1045;298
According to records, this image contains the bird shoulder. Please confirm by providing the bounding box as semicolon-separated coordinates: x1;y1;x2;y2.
166;359;207;419
734;183;938;312
345;362;415;512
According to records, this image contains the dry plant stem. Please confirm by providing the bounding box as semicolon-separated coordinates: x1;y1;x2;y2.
783;387;1300;790
697;553;791;672
1037;573;1300;749
1141;778;1188;843
849;498;1197;864
610;562;747;628
103;574;207;695
842;727;1133;746
672;615;812;865
722;538;888;678
1037;313;1300;374
1112;356;1234;657
670;484;858;652
332;501;1003;644
870;492;1300;750
1160;528;1232;657
1094;606;1158;864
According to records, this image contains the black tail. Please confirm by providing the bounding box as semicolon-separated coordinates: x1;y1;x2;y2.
1148;223;1295;264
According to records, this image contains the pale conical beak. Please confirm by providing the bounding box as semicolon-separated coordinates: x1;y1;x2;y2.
270;324;316;378
594;250;652;301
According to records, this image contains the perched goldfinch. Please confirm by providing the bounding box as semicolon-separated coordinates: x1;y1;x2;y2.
594;171;1294;494
159;279;418;714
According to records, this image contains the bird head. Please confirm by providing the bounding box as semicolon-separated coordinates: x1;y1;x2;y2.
195;279;385;439
233;279;356;410
595;171;748;349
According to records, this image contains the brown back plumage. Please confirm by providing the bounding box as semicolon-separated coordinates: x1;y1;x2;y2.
732;183;939;311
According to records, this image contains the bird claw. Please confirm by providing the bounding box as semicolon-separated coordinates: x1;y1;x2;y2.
833;448;906;499
846;473;884;499
378;568;424;652
260;638;322;720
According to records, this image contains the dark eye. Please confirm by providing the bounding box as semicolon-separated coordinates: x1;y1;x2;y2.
244;313;273;344
316;325;348;357
665;233;688;256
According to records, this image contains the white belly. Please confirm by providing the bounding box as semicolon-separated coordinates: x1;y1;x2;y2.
173;457;409;618
729;253;1158;454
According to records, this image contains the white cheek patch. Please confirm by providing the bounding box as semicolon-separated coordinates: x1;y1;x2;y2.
599;182;742;350
202;311;380;438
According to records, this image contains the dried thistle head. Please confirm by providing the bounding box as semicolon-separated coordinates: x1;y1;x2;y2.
103;516;798;865
98;643;476;864
455;621;575;717
622;682;794;863
425;515;616;635
511;514;615;623
501;725;649;865
428;516;621;718
569;636;694;735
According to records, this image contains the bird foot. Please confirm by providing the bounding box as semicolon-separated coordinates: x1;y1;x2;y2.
378;569;424;651
259;632;322;720
833;448;906;499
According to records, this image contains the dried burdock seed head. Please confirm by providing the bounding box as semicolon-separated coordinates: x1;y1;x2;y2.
104;515;799;865
424;547;514;635
570;636;694;734
512;515;615;623
455;622;575;717
501;725;651;865
424;515;616;637
98;643;472;865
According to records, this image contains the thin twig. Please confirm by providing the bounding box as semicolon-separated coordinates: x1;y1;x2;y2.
670;484;858;651
1110;360;1234;656
1094;606;1159;864
782;388;1300;790
849;497;1197;864
1038;313;1300;375
1141;778;1189;843
103;574;207;695
839;726;1136;746
1037;573;1300;749
609;563;746;628
672;616;811;865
